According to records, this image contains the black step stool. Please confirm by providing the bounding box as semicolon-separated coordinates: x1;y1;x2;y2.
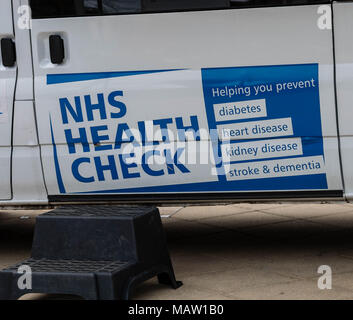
0;205;182;300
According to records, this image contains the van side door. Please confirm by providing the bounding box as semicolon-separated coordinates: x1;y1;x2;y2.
29;0;343;202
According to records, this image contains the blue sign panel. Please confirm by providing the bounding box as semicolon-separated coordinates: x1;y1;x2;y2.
48;63;328;194
201;63;327;191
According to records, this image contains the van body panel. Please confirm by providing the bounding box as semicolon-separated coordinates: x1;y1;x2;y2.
29;5;343;199
0;0;15;200
14;0;34;101
12;100;48;203
333;2;353;201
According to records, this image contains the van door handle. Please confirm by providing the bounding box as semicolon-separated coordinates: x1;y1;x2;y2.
49;35;65;64
1;38;16;67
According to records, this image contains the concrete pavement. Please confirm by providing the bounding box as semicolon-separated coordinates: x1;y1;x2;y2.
1;203;353;299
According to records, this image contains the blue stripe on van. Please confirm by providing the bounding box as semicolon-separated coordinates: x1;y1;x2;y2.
47;69;185;85
50;116;66;194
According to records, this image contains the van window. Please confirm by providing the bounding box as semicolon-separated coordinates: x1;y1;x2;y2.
30;0;330;19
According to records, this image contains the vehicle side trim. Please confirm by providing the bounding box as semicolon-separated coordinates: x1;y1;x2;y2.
49;190;343;205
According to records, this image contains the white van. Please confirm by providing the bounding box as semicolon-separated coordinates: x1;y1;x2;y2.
0;0;352;207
